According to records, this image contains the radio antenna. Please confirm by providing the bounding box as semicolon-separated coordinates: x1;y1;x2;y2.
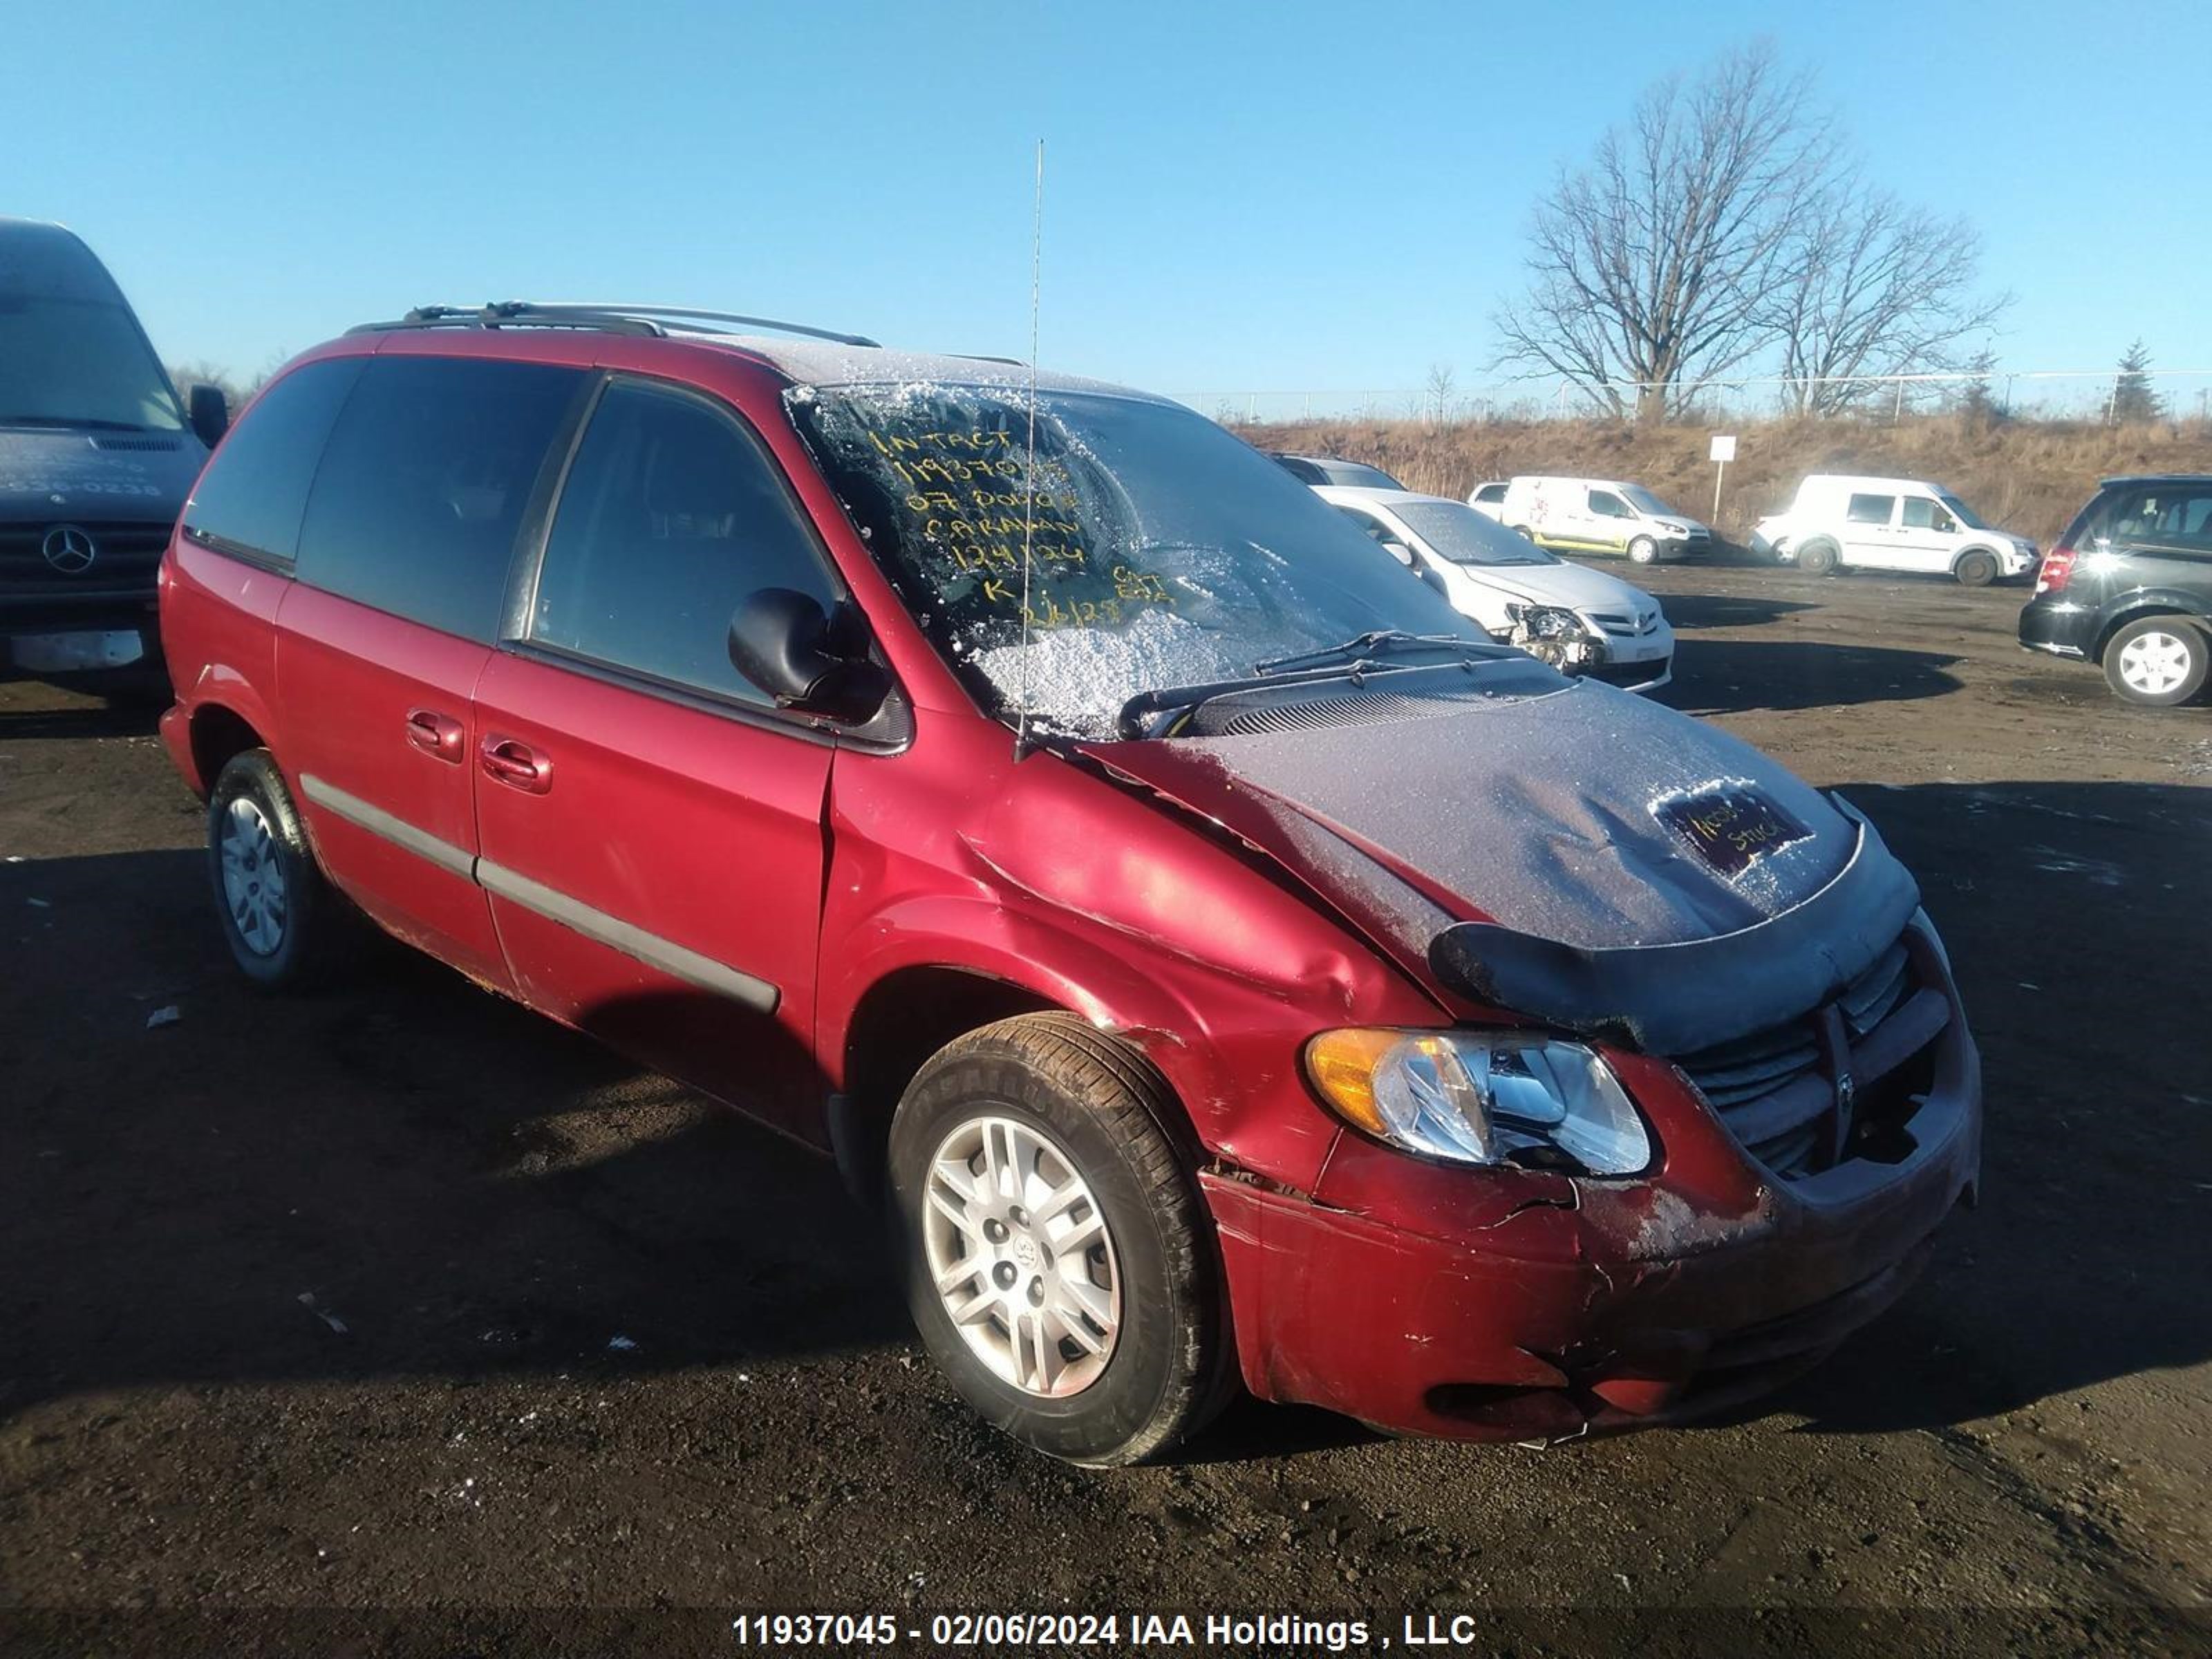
1013;139;1044;760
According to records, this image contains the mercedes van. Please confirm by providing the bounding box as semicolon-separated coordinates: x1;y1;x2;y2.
1;218;227;675
158;303;1980;1463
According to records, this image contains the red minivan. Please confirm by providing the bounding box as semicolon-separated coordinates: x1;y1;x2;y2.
158;304;1980;1463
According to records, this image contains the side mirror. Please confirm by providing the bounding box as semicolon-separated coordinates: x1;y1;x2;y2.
1381;539;1416;567
187;384;229;449
727;588;890;722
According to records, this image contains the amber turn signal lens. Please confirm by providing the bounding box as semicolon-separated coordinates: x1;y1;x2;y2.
1302;1028;1406;1134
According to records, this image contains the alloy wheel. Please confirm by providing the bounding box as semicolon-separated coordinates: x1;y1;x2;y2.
2117;629;2193;697
218;796;289;955
922;1114;1121;1398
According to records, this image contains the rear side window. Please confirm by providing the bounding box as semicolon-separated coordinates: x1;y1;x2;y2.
182;357;364;564
1846;493;1895;525
2081;482;2212;551
295;357;583;640
527;379;838;704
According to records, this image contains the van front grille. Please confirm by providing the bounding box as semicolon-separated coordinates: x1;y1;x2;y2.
1673;932;1948;1180
0;521;171;601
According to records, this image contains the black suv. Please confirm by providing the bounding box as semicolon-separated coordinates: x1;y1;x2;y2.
2019;475;2212;707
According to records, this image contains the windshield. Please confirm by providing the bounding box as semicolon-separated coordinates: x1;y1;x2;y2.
1391;500;1557;566
787;383;1499;738
1318;458;1405;489
1618;484;1679;518
0;246;184;431
1938;492;1989;530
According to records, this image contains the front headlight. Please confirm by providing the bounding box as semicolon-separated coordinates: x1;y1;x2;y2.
1506;602;1584;639
1305;1028;1652;1175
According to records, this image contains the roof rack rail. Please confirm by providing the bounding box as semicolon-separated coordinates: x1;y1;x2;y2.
346;301;879;348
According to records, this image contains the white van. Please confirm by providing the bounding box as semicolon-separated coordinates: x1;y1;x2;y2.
1496;476;1712;563
1751;475;2036;586
1318;485;1675;691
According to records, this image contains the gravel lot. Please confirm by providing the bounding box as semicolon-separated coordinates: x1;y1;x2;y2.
3;561;2209;1655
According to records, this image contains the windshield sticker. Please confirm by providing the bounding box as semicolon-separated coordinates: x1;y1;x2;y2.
1653;780;1811;878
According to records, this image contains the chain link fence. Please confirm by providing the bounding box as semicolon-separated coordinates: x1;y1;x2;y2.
1172;370;2212;427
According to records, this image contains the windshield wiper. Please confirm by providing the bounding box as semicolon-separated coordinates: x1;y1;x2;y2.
1254;630;1497;676
0;415;151;431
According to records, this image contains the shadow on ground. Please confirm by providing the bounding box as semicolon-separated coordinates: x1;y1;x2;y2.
1665;639;1964;713
1656;592;1819;631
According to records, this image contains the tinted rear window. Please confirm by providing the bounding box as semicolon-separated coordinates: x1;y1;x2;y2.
296;357;583;639
1846;493;1895;525
183;357;364;563
2075;482;2212;551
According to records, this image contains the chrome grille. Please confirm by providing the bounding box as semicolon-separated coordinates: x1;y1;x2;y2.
1674;930;1945;1181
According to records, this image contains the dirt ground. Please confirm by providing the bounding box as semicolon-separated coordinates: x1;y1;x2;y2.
3;559;2209;1656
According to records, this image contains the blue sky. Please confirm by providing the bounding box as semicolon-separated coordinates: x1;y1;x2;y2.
15;0;2207;399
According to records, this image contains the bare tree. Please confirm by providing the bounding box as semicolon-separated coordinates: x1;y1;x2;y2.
1423;362;1458;426
1770;189;2010;415
1492;42;1837;423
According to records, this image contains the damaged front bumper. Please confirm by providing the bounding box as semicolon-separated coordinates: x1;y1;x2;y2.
1202;1015;1981;1443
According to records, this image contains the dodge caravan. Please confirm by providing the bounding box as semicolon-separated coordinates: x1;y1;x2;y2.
158;303;1981;1463
1;218;228;675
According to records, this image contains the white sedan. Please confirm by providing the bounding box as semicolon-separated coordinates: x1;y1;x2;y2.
1317;486;1676;692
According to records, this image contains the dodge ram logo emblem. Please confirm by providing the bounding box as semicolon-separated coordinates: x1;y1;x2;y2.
41;524;97;575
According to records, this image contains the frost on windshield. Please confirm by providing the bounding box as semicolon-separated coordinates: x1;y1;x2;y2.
787;380;1481;739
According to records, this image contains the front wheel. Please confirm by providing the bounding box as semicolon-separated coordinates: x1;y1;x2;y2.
887;1013;1231;1465
1627;534;1659;564
2103;617;2210;707
1797;538;1840;577
1954;549;1998;587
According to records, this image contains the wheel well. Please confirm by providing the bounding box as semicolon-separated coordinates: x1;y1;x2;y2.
2094;606;2206;662
1951;544;2000;570
833;967;1061;1199
189;704;265;796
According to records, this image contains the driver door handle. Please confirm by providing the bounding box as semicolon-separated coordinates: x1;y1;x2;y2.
404;707;467;764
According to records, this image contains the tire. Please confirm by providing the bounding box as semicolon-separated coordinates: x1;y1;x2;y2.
1954;549;1998;588
1627;535;1659;564
204;749;348;990
887;1013;1232;1465
1508;523;1536;543
1797;538;1840;577
2102;616;2210;708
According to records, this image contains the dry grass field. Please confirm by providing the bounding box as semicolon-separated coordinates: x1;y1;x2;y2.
1235;414;2212;547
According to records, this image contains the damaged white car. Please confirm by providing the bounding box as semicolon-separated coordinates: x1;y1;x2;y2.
1319;485;1676;693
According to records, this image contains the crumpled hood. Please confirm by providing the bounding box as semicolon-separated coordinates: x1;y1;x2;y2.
1080;678;1919;1049
1085;680;1861;953
0;428;205;521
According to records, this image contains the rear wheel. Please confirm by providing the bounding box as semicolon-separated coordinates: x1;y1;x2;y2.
2103;617;2210;707
205;750;348;990
1954;549;1998;587
1627;534;1659;564
1797;538;1840;577
1508;523;1536;543
887;1013;1231;1465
